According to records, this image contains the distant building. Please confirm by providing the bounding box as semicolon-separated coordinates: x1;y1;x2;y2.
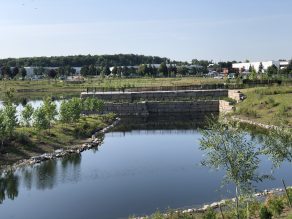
232;60;289;72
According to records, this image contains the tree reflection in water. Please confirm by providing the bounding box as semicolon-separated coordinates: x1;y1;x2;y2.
0;171;19;204
0;153;82;204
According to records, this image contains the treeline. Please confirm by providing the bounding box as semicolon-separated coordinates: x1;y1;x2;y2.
0;54;170;68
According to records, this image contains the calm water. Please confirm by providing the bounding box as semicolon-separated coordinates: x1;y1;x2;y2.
0;118;292;219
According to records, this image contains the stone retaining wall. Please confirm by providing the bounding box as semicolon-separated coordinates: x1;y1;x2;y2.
219;100;234;113
101;101;219;116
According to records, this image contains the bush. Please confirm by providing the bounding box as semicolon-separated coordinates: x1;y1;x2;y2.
15;132;31;145
266;195;284;216
286;188;292;206
202;208;216;219
264;97;279;109
237;107;260;118
259;205;272;219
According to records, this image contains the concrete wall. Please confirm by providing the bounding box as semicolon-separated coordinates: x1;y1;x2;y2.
101;100;219;116
81;89;228;102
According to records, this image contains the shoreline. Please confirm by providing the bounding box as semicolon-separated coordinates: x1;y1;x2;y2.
0;117;121;173
133;186;292;219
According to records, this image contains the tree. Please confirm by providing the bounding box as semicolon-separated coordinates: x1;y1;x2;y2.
88;65;97;75
0;66;11;79
57;66;65;77
258;62;264;73
60;98;83;124
11;67;19;79
59;100;72;124
48;69;57;79
137;64;148;76
111;66;118;76
0;101;17;148
80;65;89;77
102;66;111;76
177;66;188;76
248;65;253;73
266;65;278;77
21;104;34;127
248;67;257;80
2;101;18;139
33;107;50;131
263;126;292;167
122;66;129;77
287;59;292;74
158;62;168;77
43;97;57;129
199;118;268;219
20;67;27;80
82;98;104;112
0;110;7;148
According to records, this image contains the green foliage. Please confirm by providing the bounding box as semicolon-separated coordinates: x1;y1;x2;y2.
158;62;168;77
82;98;104;112
0;110;7;147
276;104;291;117
15;132;31;145
0;100;18;147
60;98;83;123
267;65;278;77
248;67;257;80
202;208;217;219
266;195;284;216
259;205;272;219
287;188;292;204
2;102;18;138
264;97;279;109
21;103;34;127
263;127;292;166
199;118;269;218
43;97;57;124
237;106;260;118
33;106;50;130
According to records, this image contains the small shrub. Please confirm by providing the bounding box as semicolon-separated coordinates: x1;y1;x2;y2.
202;208;216;219
259;205;272;219
265;97;279;109
286;188;292;206
266;195;284;216
237;107;260;118
15;132;31;145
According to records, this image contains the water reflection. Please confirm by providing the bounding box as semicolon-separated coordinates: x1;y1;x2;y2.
113;113;217;132
0;116;291;219
0;172;19;204
0;153;81;204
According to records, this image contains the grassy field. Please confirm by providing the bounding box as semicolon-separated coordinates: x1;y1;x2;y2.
0;114;116;166
234;85;292;127
0;77;222;100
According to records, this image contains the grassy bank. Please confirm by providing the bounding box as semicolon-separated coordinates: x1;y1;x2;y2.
0;77;222;100
131;188;292;219
0;113;116;166
233;86;292;127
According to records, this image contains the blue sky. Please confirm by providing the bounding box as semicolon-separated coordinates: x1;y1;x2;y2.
0;0;291;62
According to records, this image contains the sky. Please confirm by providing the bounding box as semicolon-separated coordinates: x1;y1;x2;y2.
0;0;291;62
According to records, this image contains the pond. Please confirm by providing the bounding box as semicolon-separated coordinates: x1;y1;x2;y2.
0;115;291;219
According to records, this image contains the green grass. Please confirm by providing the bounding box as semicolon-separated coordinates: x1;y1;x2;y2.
234;85;292;126
0;114;116;166
0;77;222;100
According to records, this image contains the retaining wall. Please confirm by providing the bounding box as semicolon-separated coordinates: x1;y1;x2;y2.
101;100;219;116
81;89;228;102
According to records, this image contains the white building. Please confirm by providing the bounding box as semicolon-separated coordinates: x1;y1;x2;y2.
232;60;289;72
